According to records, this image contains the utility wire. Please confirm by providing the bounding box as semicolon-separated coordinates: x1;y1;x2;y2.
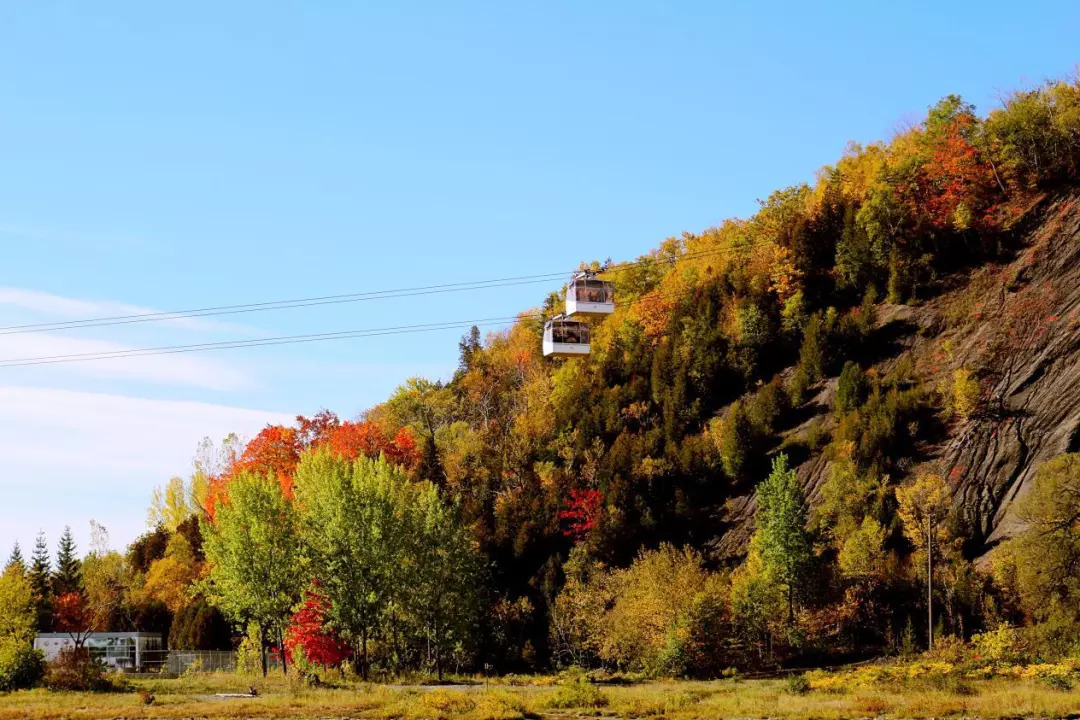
0;242;772;336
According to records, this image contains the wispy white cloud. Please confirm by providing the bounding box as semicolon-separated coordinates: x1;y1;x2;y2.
0;330;253;390
0;386;292;554
0;286;255;335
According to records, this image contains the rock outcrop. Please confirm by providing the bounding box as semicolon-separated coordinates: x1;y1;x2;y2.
713;189;1080;558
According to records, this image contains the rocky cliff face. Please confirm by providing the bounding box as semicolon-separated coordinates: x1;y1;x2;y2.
713;189;1080;559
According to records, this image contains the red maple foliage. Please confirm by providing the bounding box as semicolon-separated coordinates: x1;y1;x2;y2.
559;488;603;542
54;591;92;645
923;114;1000;232
284;584;352;668
296;409;341;449
206;424;303;517
324;421;421;470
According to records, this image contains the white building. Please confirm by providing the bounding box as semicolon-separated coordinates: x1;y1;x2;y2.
34;632;163;671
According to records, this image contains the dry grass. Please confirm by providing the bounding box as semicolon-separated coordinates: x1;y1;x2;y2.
1;673;1080;719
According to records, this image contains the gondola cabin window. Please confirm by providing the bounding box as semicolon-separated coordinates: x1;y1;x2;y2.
566;272;614;316
543;317;591;357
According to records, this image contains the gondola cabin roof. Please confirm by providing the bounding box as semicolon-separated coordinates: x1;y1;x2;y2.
543;316;590;358
566;271;614;316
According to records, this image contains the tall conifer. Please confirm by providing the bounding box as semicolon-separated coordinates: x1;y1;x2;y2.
29;531;53;631
53;526;82;596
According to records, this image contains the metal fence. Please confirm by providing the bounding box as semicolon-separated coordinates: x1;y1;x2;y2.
163;650;238;674
129;649;284;675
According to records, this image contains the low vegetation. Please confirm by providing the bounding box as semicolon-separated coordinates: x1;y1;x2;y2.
2;666;1080;720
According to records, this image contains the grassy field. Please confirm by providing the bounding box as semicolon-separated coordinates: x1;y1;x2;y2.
3;671;1080;720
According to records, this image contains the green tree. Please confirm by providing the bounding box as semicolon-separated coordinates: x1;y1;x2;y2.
52;527;81;597
798;313;826;383
201;471;302;676
28;533;52;633
753;453;811;622
1004;454;1080;651
719;400;754;481
293;450;407;679
835;361;868;414
404;483;484;679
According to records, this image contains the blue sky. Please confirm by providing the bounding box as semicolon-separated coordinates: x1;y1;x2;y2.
1;1;1077;556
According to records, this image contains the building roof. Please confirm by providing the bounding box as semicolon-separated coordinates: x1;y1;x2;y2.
35;632;162;639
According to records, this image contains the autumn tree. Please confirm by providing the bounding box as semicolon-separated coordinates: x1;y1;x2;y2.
896;473;951;649
53;591;92;648
284;584;352;669
148;476;195;532
140;534;201;615
0;564;35;646
81;551;130;636
201;471;302;676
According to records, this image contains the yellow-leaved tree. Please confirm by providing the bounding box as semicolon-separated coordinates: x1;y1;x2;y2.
896;473;951;649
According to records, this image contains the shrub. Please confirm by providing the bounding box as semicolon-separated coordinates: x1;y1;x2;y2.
785;672;811;695
43;647;112;692
0;642;46;691
971;625;1030;665
835;361;867;414
952;368;980;419
1040;673;1074;691
546;676;609;709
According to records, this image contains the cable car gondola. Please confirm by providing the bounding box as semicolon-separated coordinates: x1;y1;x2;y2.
543;315;591;357
565;270;615;316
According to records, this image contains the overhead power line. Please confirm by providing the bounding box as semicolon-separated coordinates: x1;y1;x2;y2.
0;242;774;336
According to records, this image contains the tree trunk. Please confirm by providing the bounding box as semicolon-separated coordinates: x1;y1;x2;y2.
435;617;442;681
260;627;269;677
787;582;795;624
362;629;369;681
280;626;288;676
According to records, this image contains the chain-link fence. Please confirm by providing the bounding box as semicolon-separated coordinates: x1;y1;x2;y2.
134;649;285;675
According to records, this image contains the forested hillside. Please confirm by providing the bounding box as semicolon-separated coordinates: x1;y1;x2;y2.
7;73;1080;681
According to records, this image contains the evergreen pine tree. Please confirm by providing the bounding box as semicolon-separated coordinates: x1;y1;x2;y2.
29;531;54;632
53;525;82;596
5;542;25;572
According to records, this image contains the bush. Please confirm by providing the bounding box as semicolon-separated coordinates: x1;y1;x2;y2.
43;647;113;692
0;642;46;691
835;361;867;414
785;672;811;695
1040;674;1074;691
546;676;610;709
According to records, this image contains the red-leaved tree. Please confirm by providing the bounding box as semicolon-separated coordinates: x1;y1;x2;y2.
559;488;603;542
284;584;352;669
54;591;93;648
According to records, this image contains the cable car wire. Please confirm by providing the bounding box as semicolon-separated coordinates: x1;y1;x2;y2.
0;241;775;336
0;315;542;368
0;240;782;368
